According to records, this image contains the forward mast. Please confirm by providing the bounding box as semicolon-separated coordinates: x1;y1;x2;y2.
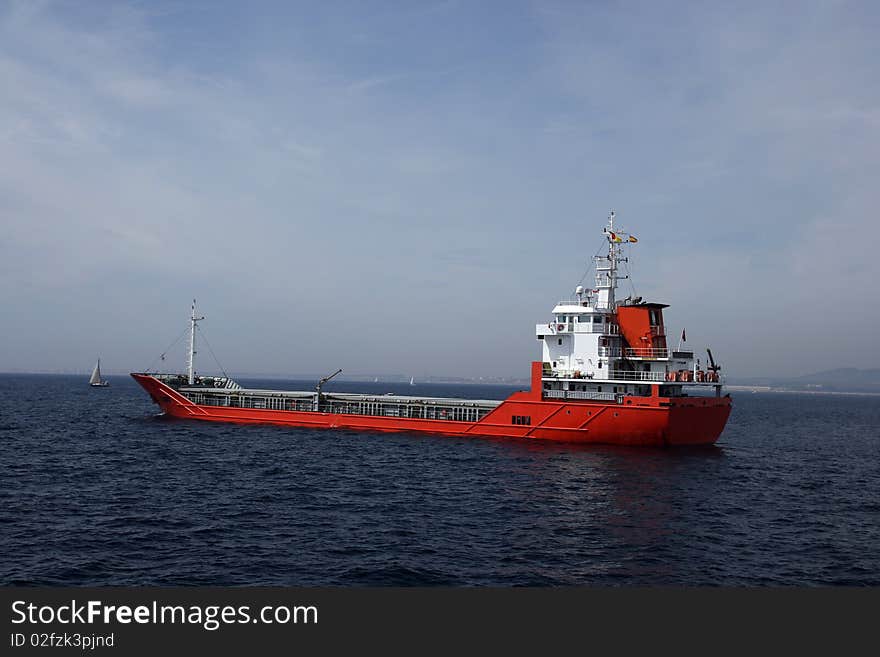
187;299;204;386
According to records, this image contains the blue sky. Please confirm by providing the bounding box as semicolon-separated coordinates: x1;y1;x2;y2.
1;0;877;378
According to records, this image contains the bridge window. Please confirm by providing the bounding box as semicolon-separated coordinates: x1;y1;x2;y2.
593;316;603;323
512;415;531;425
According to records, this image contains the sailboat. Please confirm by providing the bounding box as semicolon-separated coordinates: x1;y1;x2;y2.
409;376;415;386
89;358;110;387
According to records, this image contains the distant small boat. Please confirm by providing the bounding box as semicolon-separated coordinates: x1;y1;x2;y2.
89;358;110;387
410;376;415;386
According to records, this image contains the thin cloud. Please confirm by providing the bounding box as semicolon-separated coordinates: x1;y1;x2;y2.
0;1;877;377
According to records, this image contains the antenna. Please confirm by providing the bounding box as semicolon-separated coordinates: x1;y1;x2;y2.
595;209;621;310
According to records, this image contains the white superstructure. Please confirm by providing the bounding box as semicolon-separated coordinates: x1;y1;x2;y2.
535;212;722;400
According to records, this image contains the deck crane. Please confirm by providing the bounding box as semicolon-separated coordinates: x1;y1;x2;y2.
314;368;343;411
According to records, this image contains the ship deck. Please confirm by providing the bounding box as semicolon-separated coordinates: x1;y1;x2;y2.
132;372;732;445
175;385;503;423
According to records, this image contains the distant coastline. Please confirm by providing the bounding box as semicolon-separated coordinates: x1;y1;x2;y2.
726;385;880;397
4;368;880;395
725;367;880;396
0;370;529;386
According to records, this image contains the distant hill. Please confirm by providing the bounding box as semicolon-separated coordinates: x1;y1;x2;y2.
794;368;880;386
728;368;880;393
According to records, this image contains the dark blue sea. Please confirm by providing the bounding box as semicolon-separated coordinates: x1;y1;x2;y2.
1;374;878;586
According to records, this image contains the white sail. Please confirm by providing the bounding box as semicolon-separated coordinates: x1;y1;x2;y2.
89;358;107;386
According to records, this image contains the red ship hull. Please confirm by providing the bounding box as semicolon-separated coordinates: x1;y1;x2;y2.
131;371;731;447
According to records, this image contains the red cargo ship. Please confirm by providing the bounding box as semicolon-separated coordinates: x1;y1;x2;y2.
132;212;731;446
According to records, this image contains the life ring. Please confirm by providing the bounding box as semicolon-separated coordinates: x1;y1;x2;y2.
557;324;565;330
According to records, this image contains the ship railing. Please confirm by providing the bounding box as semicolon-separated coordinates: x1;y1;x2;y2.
553;299;613;310
545;390;617;401
598;347;669;358
539;370;725;385
181;389;501;422
607;370;667;382
547;370;668;382
154;373;241;389
537;323;619;335
317;399;495;422
543;369;596;380
151;373;190;385
623;347;669;359
664;371;724;384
